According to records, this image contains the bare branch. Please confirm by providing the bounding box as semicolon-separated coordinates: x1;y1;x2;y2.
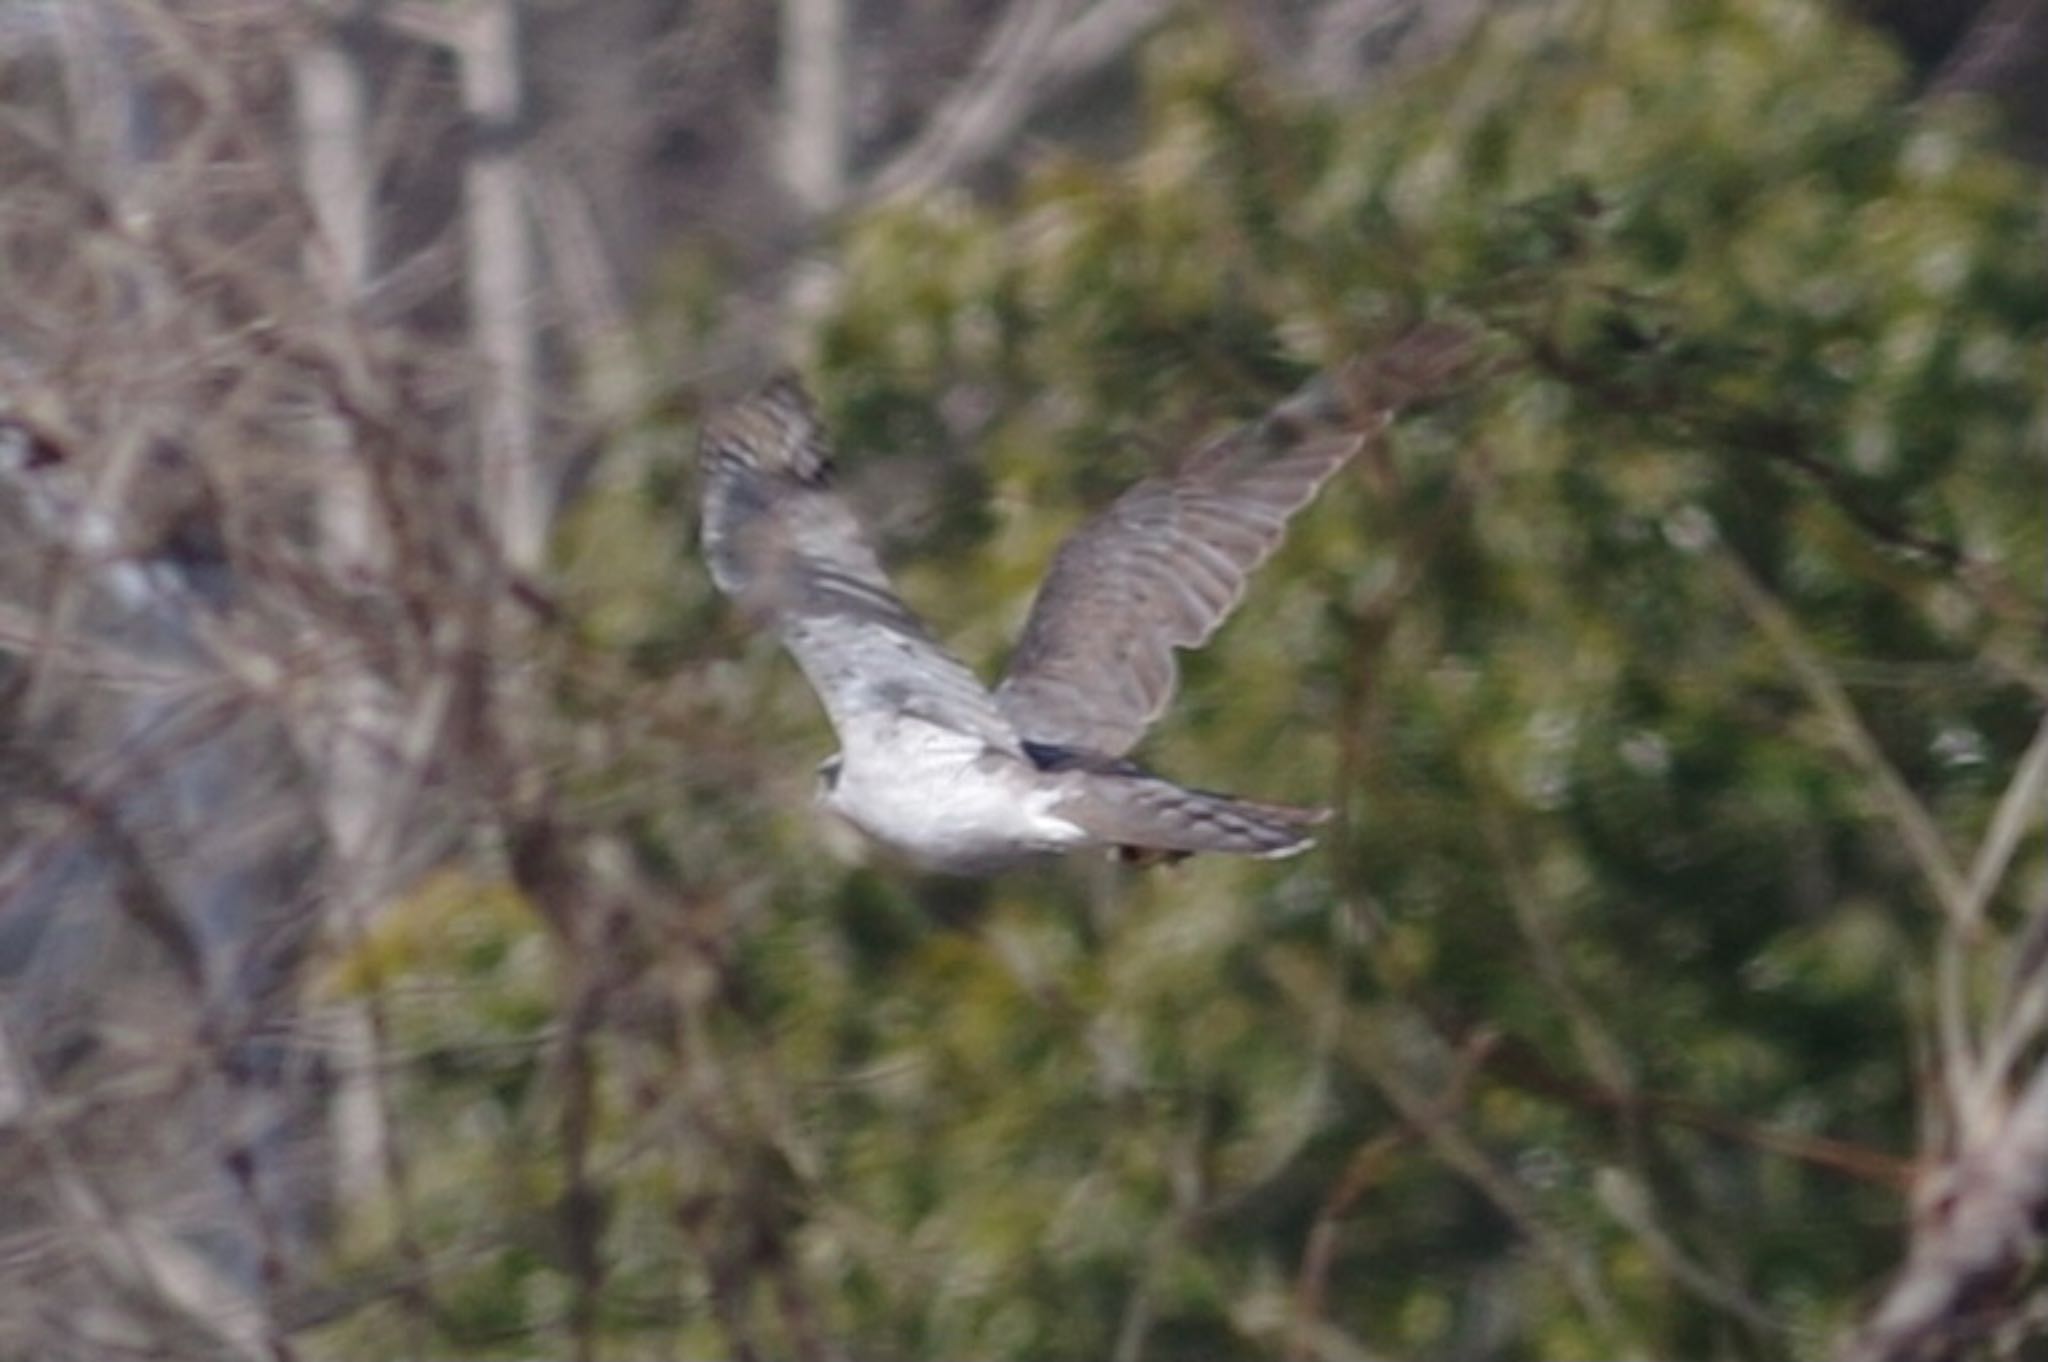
1719;551;1972;923
1960;713;2048;937
869;0;1176;202
373;0;467;50
1929;0;2048;100
1844;1063;2048;1362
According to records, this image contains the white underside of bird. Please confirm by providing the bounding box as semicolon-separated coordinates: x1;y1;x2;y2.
823;716;1088;874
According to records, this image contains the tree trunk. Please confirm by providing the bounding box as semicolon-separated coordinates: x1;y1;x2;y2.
460;0;544;570
781;0;850;213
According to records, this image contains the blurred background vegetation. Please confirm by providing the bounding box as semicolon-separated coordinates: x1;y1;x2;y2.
0;1;2042;1359
348;3;2045;1357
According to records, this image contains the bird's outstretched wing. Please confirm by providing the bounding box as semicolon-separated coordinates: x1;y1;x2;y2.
991;377;1364;756
700;374;1019;755
995;328;1469;756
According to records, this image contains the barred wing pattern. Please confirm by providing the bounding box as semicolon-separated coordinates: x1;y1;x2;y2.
699;376;1020;757
993;377;1371;756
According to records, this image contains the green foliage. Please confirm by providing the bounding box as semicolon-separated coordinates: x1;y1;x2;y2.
322;2;2046;1357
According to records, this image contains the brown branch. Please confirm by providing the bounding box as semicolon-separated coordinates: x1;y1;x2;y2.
556;956;607;1362
1289;1031;1496;1361
1509;322;2043;635
1483;1034;1915;1192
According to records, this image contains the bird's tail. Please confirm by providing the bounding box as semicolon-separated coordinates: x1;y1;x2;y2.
1060;775;1331;864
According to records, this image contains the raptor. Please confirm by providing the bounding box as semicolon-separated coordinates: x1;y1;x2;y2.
699;338;1456;874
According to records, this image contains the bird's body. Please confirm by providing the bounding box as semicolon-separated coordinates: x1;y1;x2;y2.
699;336;1459;873
822;715;1088;874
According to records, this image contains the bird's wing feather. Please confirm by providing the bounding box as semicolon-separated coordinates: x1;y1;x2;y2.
992;377;1367;756
1051;772;1329;860
995;326;1473;756
700;375;1019;757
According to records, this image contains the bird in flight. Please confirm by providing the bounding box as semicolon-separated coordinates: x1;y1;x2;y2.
700;336;1459;874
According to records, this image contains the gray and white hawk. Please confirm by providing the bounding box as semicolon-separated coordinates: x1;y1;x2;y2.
699;335;1460;874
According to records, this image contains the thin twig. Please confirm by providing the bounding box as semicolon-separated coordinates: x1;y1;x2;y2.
1717;551;1972;921
869;0;1175;202
1718;548;1983;1138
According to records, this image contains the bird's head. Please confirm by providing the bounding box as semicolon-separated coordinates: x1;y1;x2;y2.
814;752;845;808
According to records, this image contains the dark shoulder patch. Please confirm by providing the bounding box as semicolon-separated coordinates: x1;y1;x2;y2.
1022;740;1146;777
